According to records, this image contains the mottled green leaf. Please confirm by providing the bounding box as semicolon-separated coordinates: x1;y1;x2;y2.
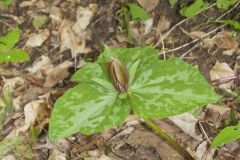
49;83;129;140
98;46;158;70
212;123;240;147
129;59;220;119
71;63;107;82
0;27;20;49
128;3;149;21
180;0;209;18
216;0;238;9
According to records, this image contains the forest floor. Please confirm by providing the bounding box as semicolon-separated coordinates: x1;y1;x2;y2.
0;0;240;160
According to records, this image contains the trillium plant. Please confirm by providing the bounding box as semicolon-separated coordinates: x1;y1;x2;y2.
49;46;220;159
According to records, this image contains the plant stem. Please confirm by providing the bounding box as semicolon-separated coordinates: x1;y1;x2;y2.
144;118;195;160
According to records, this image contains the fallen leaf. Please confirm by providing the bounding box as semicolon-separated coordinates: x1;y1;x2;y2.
203;32;238;51
3;77;26;90
205;104;231;128
169;113;202;140
44;61;73;87
50;7;63;25
25;29;50;47
2;155;16;160
59;4;96;57
143;18;153;34
212;32;238;50
210;61;235;91
195;141;208;159
48;149;66;160
27;55;53;74
157;15;171;32
137;0;159;12
6;100;50;138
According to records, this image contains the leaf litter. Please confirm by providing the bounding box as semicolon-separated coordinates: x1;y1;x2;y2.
0;0;240;159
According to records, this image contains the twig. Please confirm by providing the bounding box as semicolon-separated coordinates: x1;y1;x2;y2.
162;3;216;40
0;19;12;28
198;121;211;144
169;1;239;56
180;44;199;59
165;24;225;54
216;1;240;20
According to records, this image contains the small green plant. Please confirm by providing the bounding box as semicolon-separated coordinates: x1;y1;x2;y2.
0;86;12;130
0;0;14;8
0;27;29;63
117;3;149;42
212;123;240;147
170;0;239;18
49;46;219;159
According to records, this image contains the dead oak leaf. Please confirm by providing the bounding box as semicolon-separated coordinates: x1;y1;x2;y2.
137;0;159;12
59;5;97;57
44;61;73;87
169;113;202;140
25;29;50;47
210;61;235;91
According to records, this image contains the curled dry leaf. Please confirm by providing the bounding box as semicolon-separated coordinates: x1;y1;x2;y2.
137;0;159;12
210;61;235;91
205;104;231;129
50;7;63;25
144;18;153;34
203;32;238;51
169;113;202;140
44;61;73;87
48;149;66;160
3;77;26;90
25;29;50;47
27;55;53;74
59;4;97;57
6;100;50;139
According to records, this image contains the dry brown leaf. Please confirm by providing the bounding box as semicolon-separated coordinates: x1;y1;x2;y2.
212;32;238;50
203;32;238;51
44;61;73;87
157;15;171;33
143;18;153;34
48;149;66;160
2;155;16;160
205;104;231;128
169;113;202;140
3;77;26;90
27;55;53;75
137;0;159;12
50;7;63;25
210;61;235;91
6;100;50;138
59;4;97;57
25;29;50;47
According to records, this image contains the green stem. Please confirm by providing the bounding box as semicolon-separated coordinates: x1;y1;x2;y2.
144;118;195;160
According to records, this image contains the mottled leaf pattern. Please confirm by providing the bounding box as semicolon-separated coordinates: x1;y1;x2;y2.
49;83;129;140
129;59;220;119
71;63;107;82
98;46;158;70
49;46;219;140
